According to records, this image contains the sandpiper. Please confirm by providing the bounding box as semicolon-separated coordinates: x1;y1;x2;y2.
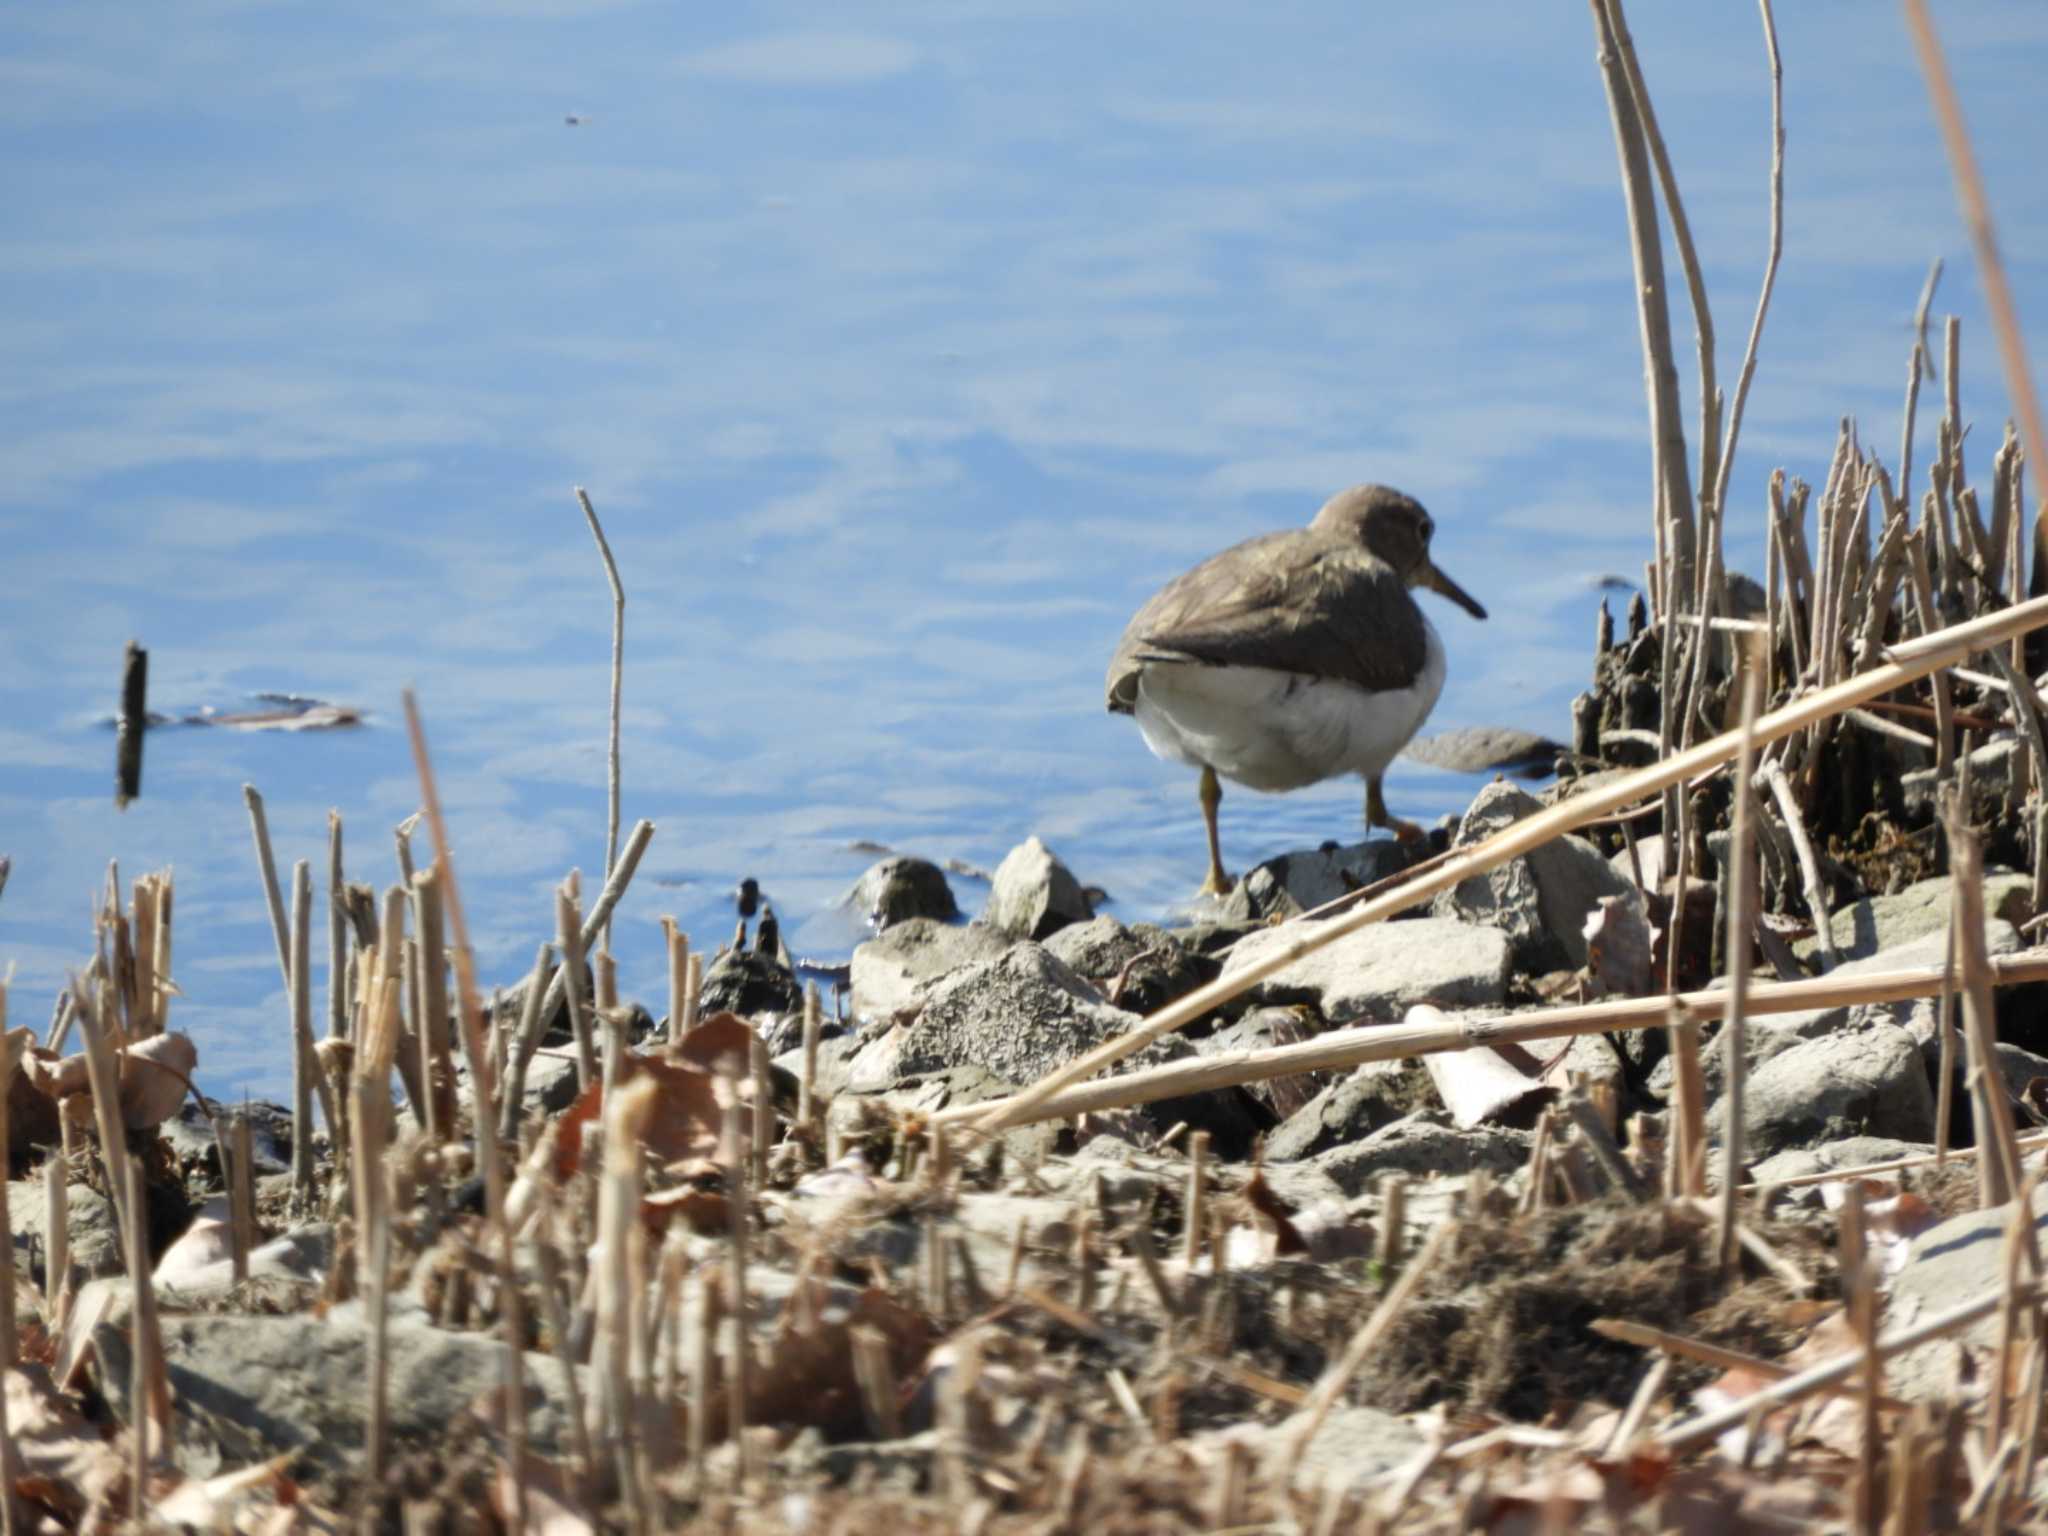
1106;484;1487;895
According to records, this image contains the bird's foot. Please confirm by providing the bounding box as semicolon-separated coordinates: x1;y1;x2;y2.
1389;817;1427;846
1197;865;1234;898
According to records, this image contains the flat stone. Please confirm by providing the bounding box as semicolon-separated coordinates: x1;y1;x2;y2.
983;836;1092;940
1221;838;1419;924
1043;917;1214;1015
1307;1109;1532;1197
1431;781;1637;972
94;1312;591;1486
1266;1059;1435;1161
7;1179;122;1283
1193;1006;1323;1120
1751;1138;1932;1206
1795;872;2033;963
1751;917;2023;1043
1901;737;2021;821
1720;1023;1935;1159
1221;917;1511;1023
849;918;1012;1020
1887;1180;2048;1401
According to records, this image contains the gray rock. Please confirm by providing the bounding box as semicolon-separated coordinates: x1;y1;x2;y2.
1401;727;1563;778
1760;917;2023;1042
1221;917;1512;1023
1795;872;2033;963
1193;1006;1323;1119
849;918;1013;1020
1221;838;1417;924
1431;781;1638;972
1266;1059;1436;1161
1198;1403;1423;1493
846;856;959;931
1308;1109;1532;1197
7;1179;122;1283
1887;1180;2048;1402
983;836;1092;940
850;945;1257;1148
1721;1023;1935;1160
1043;917;1214;1015
94;1312;591;1484
1750;1138;1931;1206
1901;737;2022;822
161;1101;293;1178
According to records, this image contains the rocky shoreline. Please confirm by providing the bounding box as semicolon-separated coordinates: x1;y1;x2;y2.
7;748;2048;1530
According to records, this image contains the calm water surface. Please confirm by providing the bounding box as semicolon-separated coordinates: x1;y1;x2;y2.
3;4;2045;1098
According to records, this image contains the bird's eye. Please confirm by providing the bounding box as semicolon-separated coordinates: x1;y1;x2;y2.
1419;517;1433;542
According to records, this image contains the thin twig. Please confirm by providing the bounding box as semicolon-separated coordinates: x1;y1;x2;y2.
575;486;627;949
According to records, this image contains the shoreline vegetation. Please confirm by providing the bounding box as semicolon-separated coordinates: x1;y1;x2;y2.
6;1;2048;1529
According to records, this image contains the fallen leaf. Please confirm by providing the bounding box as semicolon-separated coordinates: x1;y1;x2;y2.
120;1031;198;1128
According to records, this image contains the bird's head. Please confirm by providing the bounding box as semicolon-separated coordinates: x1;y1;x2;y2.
1313;484;1487;620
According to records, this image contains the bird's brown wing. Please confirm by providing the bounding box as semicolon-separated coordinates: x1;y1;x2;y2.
1106;531;1428;713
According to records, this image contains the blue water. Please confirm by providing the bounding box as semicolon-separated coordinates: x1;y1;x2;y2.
3;3;2046;1099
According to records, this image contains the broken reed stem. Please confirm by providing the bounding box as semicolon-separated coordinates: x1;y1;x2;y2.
1718;658;1762;1271
799;982;823;1131
575;486;627;950
242;784;296;1000
1903;0;2048;502
534;1209;598;1491
289;860;320;1202
1280;1219;1454;1485
1591;1318;1904;1410
413;864;454;1138
230;1113;255;1286
954;950;2048;1132
499;942;556;1144
1759;760;1836;969
962;592;2048;1133
557;883;598;1092
723;1065;752;1489
595;1076;655;1526
1665;1005;1707;1197
537;819;656;1029
664;918;688;1047
124;1153;170;1469
45;1156;68;1325
749;1028;772;1191
1952;819;2024;1207
1182;1130;1208;1269
328;812;348;1041
74;984;131;1266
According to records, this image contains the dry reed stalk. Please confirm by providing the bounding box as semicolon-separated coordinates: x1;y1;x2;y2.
73;984;130;1265
1952;820;2024;1207
536;819;656;1027
950;950;2048;1132
1519;1110;1554;1214
1839;1190;1880;1535
1567;1090;1643;1200
1587;0;1695;603
964;592;2048;1133
575;487;627;948
1659;1279;2034;1453
412;865;454;1137
689;1269;721;1488
1376;1174;1406;1266
1591;1319;1905;1411
1717;658;1763;1270
288;861;323;1203
721;1064;752;1489
328;812;349;1041
663;917;687;1047
530;1209;596;1492
799;982;823;1132
1664;1005;1707;1197
400;694;528;1482
594;1075;656;1528
242;784;297;998
1181;1130;1208;1268
123;1152;169;1455
498;942;556;1143
1744;1128;2048;1194
749;1028;772;1190
683;951;703;1037
129;875;158;1038
44;1156;68;1325
230;1113;255;1285
849;1322;901;1441
556;883;597;1091
1278;1219;1454;1486
1904;1;2048;514
392;811;418;888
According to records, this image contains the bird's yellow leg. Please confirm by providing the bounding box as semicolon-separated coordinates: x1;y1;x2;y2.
1198;764;1232;895
1366;774;1426;845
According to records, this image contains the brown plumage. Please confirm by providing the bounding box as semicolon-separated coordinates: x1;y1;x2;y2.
1107;484;1486;895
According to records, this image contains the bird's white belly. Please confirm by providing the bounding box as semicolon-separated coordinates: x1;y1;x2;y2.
1132;624;1447;792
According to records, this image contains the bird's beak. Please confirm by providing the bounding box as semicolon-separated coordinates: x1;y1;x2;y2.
1422;561;1488;621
